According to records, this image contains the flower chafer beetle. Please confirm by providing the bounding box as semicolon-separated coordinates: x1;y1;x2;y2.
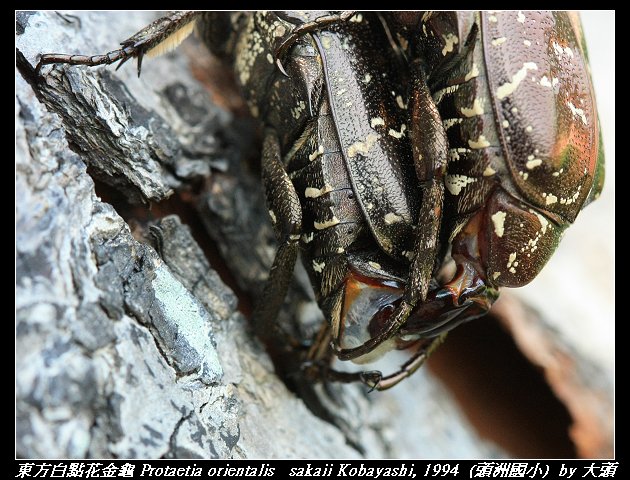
36;10;604;391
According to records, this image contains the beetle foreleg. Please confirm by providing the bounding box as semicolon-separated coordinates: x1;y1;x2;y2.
36;11;200;77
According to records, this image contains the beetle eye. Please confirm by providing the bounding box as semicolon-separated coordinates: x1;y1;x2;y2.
336;273;403;362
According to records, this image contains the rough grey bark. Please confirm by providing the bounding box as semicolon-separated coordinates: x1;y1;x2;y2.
16;11;612;459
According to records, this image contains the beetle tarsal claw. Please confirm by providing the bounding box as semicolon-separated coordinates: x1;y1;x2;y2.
275;57;290;78
360;370;383;392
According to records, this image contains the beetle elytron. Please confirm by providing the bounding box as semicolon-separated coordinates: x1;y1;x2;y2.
37;11;604;390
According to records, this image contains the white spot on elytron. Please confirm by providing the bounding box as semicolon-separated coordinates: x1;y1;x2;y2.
450;148;470;161
468;135;490;149
441;33;459;55
337;247;345;254
483;165;496;176
146;20;196;59
291;100;306;119
388;124;407;139
349;13;363;22
363;73;372;84
422;24;428;36
496;62;538;99
491;37;507;47
305;184;333;198
507;252;517;269
366;202;374;210
545;194;558;205
489;15;498;22
526;158;542;169
268;210;277;224
526;125;533;133
511;107;519;114
273;24;286;38
509;267;516;274
552;77;559;88
491;211;507;237
553;41;574;58
559;184;582;205
502;120;510;128
443;118;463;130
321;36;332;49
532;211;549;235
433;84;460;104
567;101;588;125
396;32;409;51
309;145;324;161
314;216;340;230
266;53;274;64
445;175;477;195
396;95;407;109
465;63;479;82
384;212;403;224
517;11;525;23
422;11;433;21
524;39;531;47
347;133;378;158
493;272;501;280
301;232;314;243
345;101;353;108
540;76;552;88
337;88;347;96
519;171;529;180
368;261;382;270
461;98;485;117
552;172;559;177
312;260;325;273
371;117;385;128
289;234;300;240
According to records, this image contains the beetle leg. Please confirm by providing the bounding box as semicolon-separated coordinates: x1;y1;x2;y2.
406;59;449;303
298;320;383;388
36;11;200;77
253;130;304;354
369;333;448;391
274;11;358;76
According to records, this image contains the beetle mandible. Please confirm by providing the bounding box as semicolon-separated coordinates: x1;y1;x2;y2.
36;11;605;391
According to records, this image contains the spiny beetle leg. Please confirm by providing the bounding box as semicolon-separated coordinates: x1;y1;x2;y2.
274;11;358;76
405;61;448;303
300;359;383;391
253;130;303;353
372;333;447;391
36;11;200;77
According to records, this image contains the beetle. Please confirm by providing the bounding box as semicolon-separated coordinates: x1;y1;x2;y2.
36;10;604;391
375;10;605;347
